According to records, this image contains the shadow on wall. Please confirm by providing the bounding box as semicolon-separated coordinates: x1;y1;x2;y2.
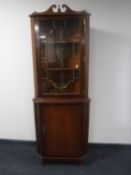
89;28;131;143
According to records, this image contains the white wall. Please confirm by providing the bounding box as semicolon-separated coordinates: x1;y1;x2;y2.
0;0;131;143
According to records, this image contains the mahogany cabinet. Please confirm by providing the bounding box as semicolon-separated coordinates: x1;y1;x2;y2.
30;4;90;161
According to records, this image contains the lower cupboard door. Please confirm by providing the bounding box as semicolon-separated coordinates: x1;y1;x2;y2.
40;104;84;157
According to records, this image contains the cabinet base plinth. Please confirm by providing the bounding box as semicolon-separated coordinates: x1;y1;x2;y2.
40;154;87;162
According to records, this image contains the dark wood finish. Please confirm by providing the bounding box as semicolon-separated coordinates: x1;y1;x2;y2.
30;4;90;161
41;104;84;156
30;4;90;17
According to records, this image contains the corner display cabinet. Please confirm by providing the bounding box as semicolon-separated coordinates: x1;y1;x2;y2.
30;4;90;161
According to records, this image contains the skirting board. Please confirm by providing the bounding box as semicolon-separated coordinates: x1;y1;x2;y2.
0;139;131;149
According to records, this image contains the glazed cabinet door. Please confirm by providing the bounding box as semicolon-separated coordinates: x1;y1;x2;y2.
31;15;86;96
40;104;84;157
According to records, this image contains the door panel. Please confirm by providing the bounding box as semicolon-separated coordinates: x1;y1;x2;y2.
40;104;84;157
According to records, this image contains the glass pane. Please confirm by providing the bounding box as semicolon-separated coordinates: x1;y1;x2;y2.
39;20;54;41
65;19;80;41
42;72;80;94
40;42;80;69
38;18;81;95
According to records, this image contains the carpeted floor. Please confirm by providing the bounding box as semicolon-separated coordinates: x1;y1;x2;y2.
0;141;131;175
